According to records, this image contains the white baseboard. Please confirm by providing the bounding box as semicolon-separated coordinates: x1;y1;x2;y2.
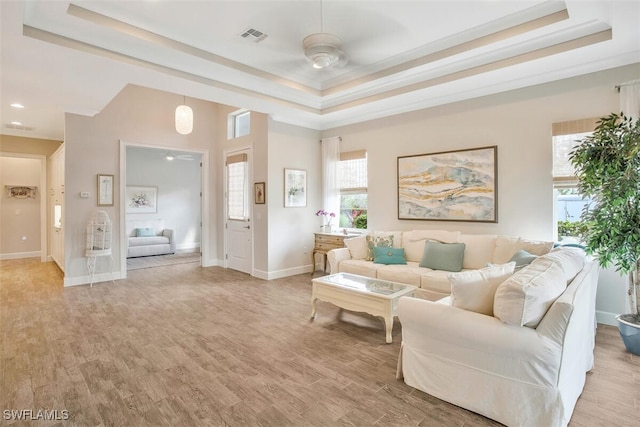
176;243;200;251
596;310;619;327
0;251;41;260
202;257;222;268
264;264;314;280
64;270;123;287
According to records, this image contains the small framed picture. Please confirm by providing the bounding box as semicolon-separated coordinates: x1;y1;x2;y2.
284;168;307;207
254;182;265;204
125;186;158;213
97;174;114;206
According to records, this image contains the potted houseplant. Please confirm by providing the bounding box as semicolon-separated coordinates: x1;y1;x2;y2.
569;112;640;355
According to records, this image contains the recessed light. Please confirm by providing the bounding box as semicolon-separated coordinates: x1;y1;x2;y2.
10;121;23;125
10;103;25;109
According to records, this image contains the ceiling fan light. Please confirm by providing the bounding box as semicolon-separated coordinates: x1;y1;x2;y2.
303;33;345;70
175;104;193;134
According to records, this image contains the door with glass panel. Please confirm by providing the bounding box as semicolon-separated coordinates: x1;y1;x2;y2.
225;150;252;274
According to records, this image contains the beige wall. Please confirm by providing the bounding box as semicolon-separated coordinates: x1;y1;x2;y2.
0;156;41;257
64;84;218;284
267;120;321;278
322;63;640;325
1;135;62;259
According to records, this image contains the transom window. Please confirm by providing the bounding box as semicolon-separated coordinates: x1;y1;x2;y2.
228;110;250;139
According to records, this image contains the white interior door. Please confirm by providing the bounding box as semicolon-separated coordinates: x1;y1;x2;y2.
225;150;252;274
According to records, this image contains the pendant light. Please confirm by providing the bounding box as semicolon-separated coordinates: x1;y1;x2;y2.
175;96;193;134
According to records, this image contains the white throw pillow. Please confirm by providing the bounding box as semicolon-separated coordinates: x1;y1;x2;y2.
449;262;516;316
493;257;567;328
344;235;368;260
492;235;554;264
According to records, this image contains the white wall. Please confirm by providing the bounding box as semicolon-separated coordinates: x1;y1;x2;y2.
125;146;202;251
0;156;41;258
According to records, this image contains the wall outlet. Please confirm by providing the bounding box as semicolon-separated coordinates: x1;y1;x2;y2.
80;191;90;198
21;236;27;241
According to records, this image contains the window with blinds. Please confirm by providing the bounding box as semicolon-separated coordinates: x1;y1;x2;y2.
551;118;597;240
227;153;248;220
338;150;368;229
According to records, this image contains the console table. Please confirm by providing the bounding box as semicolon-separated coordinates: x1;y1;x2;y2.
311;232;350;275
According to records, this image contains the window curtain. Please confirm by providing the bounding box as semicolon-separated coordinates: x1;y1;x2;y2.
321;136;341;220
620;79;640;120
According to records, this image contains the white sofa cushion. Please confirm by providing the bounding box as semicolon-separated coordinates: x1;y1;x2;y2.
402;230;461;262
541;247;586;283
420;270;454;295
128;236;170;247
338;259;385;278
459;234;498;269
492;235;554;264
344;235;368;260
377;262;423;286
448;262;516;316
493;257;567;328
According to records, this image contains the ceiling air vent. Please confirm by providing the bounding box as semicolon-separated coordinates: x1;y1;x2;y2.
5;123;36;131
240;27;267;43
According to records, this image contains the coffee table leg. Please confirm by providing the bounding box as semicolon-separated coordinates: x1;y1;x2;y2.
384;316;393;343
310;297;318;321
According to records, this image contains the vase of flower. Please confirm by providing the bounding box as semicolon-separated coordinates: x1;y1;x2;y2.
316;209;336;234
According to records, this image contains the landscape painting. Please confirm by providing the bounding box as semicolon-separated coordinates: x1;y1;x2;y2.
397;146;497;222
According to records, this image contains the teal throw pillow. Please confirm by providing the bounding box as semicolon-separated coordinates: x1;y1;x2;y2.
419;241;466;272
366;235;394;261
135;227;156;237
373;247;407;265
509;249;538;271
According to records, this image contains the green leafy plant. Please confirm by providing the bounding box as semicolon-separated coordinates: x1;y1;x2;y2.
569;112;640;324
557;220;590;239
353;213;367;229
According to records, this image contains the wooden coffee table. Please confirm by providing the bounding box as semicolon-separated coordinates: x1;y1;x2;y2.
310;273;417;343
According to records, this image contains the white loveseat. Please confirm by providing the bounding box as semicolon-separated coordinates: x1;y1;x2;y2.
126;219;176;258
327;230;554;300
396;248;598;427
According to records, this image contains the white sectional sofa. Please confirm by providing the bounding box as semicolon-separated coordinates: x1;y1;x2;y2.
396;247;598;427
126;219;176;258
327;229;554;300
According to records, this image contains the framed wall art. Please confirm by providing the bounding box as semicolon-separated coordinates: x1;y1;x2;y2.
397;146;497;222
284;168;306;207
254;182;265;204
97;174;114;206
125;186;158;214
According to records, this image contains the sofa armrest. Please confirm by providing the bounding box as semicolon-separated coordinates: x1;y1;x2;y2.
327;247;352;274
397;296;561;382
162;229;176;253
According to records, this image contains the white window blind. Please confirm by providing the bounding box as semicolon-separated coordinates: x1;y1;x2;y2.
552;118;598;188
227;153;248;219
338;150;367;194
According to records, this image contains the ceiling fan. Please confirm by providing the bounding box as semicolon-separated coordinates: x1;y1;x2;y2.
164;152;194;161
302;0;347;69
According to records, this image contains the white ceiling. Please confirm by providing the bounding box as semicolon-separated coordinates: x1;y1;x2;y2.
1;0;639;141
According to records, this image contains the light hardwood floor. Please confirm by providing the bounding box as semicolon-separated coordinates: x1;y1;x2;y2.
1;258;638;426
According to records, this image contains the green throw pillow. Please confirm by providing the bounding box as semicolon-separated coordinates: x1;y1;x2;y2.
366;235;394;261
509;249;538;271
373;247;407;265
419;241;466;272
135;227;156;237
